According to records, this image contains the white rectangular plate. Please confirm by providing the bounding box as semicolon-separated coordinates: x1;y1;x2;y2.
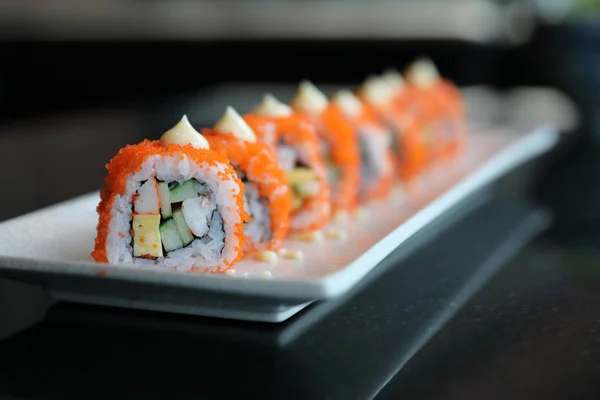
0;126;558;322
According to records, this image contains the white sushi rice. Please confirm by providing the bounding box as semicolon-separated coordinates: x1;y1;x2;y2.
276;144;298;170
359;123;393;192
243;183;271;247
104;153;243;272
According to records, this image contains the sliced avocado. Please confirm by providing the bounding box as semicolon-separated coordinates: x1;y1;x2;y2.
172;208;195;246
159;218;184;252
158;182;172;219
132;214;163;258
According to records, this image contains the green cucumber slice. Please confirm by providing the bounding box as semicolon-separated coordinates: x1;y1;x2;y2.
169;180;198;203
158;182;172;219
173;208;194;246
159;219;184;252
169;179;210;203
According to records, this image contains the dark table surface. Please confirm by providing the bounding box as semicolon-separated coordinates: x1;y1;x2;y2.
1;194;599;400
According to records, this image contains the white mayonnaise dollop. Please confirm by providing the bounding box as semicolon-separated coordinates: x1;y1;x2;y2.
252;94;292;117
381;69;405;91
405;57;440;87
291;80;328;115
213;106;257;142
332;90;363;119
160;115;209;149
359;75;395;106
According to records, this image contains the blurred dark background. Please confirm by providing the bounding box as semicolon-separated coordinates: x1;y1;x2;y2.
0;0;598;239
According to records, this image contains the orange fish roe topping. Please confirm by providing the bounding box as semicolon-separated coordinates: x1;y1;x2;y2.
297;104;361;212
244;113;331;233
203;129;292;253
91;139;249;273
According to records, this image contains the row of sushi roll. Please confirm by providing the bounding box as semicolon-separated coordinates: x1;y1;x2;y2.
91;58;467;273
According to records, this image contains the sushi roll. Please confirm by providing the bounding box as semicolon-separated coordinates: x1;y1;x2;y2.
404;58;467;161
381;68;428;128
331;89;395;201
91;115;250;273
203;106;291;253
244;94;331;233
405;57;466;119
414;60;464;117
358;76;428;183
290;81;360;213
379;69;438;171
